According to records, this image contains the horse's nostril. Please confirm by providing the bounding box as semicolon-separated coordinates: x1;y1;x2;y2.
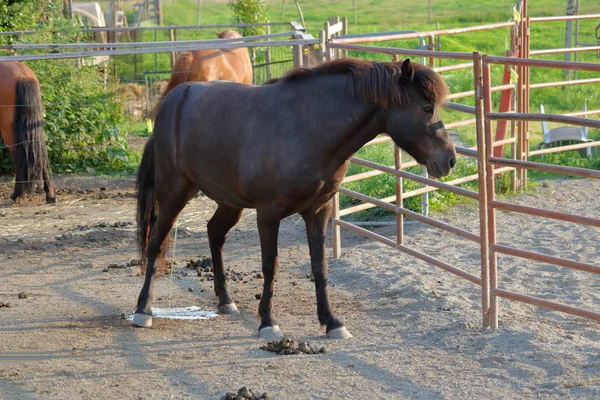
449;157;456;169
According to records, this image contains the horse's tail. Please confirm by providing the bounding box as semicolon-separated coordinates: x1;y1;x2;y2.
12;78;51;197
149;52;194;119
136;136;157;267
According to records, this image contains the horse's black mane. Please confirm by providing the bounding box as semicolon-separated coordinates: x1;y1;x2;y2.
264;58;448;108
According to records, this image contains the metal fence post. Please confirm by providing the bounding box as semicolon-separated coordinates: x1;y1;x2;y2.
332;194;341;258
266;24;272;80
482;57;499;329
473;52;491;328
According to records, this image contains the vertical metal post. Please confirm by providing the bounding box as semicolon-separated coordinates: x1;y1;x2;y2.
324;21;331;61
473;52;490;328
391;47;403;245
293;45;303;67
153;28;158;73
395;145;404;245
428;35;435;68
266;24;272;81
133;29;138;79
510;22;517;194
332;194;341;258
169;28;175;69
319;30;326;63
522;15;531;190
483;58;498;329
342;17;349;58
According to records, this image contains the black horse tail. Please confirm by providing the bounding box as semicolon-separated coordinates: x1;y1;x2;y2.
136;136;157;265
12;79;51;198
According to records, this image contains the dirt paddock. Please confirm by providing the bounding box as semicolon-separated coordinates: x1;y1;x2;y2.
1;175;599;399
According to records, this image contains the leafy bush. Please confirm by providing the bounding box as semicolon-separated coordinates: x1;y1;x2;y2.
0;0;136;175
227;0;268;36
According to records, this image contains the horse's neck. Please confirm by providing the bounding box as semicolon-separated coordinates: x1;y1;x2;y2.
315;76;384;165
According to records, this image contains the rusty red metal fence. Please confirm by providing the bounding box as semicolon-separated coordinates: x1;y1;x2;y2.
326;9;600;328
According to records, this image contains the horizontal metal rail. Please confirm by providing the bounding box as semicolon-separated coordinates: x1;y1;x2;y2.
490;200;600;228
447;83;515;100
564;109;600;118
455;146;478;157
340;166;513;216
333;218;482;285
445;102;476;115
530;46;600;56
483;55;600;72
493;244;600;275
351;157;480;199
338;187;480;242
495;288;600;321
493;137;516;147
446;118;477;129
489;157;600;179
0;38;318;62
0;32;301;51
486;112;600;129
326;43;475;61
530;14;600;23
330;22;514;44
434;62;473;73
528;77;600;90
343;169;387;184
528;141;600;157
0;22;296;37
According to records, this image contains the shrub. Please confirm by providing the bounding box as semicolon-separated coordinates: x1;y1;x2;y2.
227;0;268;36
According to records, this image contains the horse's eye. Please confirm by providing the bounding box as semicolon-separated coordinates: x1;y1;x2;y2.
423;106;434;114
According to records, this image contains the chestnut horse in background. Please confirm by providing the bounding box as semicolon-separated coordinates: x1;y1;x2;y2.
0;62;55;205
150;30;252;118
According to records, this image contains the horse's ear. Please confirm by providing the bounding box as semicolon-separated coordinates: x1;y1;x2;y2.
216;30;221;37
401;59;414;82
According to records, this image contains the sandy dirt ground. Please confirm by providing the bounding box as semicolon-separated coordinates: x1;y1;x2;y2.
0;175;599;400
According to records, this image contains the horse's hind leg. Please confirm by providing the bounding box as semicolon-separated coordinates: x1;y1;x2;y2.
302;203;352;339
134;181;196;327
207;203;243;314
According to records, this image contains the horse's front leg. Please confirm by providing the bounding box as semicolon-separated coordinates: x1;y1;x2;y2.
256;208;284;339
302;202;352;339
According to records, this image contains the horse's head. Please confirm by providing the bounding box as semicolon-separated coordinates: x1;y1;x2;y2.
384;59;456;178
216;29;242;39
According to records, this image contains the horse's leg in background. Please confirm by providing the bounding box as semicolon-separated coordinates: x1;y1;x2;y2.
134;179;196;327
257;208;285;339
43;167;56;203
0;106;18;205
302;203;353;339
208;203;243;314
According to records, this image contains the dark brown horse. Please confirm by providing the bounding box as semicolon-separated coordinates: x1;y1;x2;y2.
0;62;55;205
150;30;252;119
135;58;456;339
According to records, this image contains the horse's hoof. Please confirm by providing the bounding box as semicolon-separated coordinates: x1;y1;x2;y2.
259;325;284;339
327;326;353;339
218;303;239;314
2;199;15;208
133;313;152;327
46;197;57;204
